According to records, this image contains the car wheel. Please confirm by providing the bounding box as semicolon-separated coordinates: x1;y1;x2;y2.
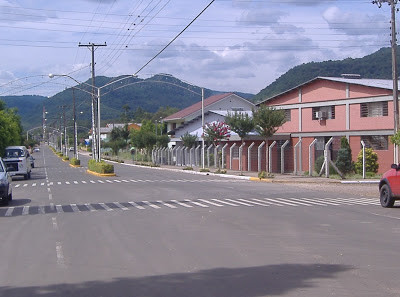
380;184;395;208
1;196;8;206
24;174;28;180
8;192;12;201
28;172;31;179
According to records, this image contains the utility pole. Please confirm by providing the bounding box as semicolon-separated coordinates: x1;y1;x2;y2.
373;0;399;163
79;42;107;161
59;105;67;156
72;88;78;160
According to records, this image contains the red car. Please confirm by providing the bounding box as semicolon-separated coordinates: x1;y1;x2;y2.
379;164;400;207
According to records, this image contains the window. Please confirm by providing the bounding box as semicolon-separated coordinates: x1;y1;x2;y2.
231;107;244;111
361;135;388;150
284;109;291;122
312;106;335;120
360;102;388;117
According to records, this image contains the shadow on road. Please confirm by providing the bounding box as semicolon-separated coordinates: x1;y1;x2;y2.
4;199;32;207
0;263;352;297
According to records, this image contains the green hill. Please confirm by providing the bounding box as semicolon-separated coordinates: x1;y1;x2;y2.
253;47;396;102
0;74;254;131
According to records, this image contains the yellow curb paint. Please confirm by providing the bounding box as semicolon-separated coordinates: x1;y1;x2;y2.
249;177;273;183
86;169;116;177
69;164;81;168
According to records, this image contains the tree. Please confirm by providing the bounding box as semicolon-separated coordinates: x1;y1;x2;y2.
252;105;286;172
335;136;353;174
0;101;23;156
180;132;197;148
225;111;254;144
203;121;230;146
225;112;254;174
354;148;379;174
103;127;126;156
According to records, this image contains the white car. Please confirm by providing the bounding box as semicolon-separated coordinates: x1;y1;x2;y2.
0;158;12;205
3;146;32;180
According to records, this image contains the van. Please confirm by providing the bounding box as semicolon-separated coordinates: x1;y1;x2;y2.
3;146;32;179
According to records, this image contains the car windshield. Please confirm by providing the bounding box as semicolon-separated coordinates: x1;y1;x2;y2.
5;149;25;158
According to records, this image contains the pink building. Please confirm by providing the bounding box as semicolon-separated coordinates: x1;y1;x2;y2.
258;76;396;174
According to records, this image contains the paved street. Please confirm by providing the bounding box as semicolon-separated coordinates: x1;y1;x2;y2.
1;145;399;297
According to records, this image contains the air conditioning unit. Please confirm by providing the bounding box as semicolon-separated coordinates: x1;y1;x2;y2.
316;111;327;120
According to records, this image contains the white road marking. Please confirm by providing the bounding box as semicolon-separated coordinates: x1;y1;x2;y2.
157;200;177;208
22;206;29;215
198;199;223;207
225;198;254;206
5;207;14;216
84;203;97;211
264;198;297;206
171;200;193;208
142;201;161;209
56;205;64;213
70;204;80;212
56;241;65;267
113;202;129;210
52;217;58;230
184;199;209;208
211;199;239;206
128;201;145;210
81;181;87;184
99;203;113;211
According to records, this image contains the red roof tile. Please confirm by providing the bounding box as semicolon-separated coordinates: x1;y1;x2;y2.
163;93;233;121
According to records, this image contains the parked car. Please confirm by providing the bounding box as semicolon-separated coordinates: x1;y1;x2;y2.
33;147;40;152
3;146;32;180
379;163;400;207
0;157;12;205
69;147;74;152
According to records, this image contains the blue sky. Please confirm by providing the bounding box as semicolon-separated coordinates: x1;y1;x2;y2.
0;0;394;97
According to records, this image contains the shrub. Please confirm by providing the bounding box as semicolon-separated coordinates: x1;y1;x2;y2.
183;166;193;170
354;148;379;174
200;168;210;172
335;137;353;174
88;159;114;174
314;155;338;175
70;158;81;166
62;156;69;161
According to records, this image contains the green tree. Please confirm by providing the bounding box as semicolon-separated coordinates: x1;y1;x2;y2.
225;111;254;144
253;105;286;172
354;148;379;174
180;132;197;148
103;127;126;156
0;101;23;156
335;136;353;174
203;121;230;146
157;134;170;148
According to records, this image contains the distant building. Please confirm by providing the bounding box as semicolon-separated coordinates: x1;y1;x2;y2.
257;76;396;174
90;123;141;142
163;92;255;146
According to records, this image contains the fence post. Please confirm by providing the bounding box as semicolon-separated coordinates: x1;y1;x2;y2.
281;140;290;174
207;144;213;168
230;143;237;169
195;145;200;166
248;142;255;172
258;141;265;172
324;137;334;178
294;138;302;175
222;143;229;169
214;145;221;168
308;139;317;176
361;140;366;179
269;141;277;173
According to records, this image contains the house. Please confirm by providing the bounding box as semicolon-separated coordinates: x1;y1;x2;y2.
163;92;255;145
258;76;396;174
91;123;141;142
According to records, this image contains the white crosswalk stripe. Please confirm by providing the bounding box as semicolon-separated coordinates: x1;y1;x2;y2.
0;196;380;217
142;201;161;209
113;202;129;210
128;201;145;210
184;199;209;208
157;200;177;208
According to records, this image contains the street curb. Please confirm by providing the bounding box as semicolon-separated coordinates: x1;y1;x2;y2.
340;180;379;184
86;169;116;177
69;164;81;168
106;160;251;181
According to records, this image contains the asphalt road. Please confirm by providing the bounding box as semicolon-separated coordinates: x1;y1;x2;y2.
0;145;399;297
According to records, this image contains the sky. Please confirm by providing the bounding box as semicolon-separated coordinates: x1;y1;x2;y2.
0;0;395;98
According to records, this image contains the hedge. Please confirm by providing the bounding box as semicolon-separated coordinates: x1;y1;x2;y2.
88;159;114;174
70;158;81;166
